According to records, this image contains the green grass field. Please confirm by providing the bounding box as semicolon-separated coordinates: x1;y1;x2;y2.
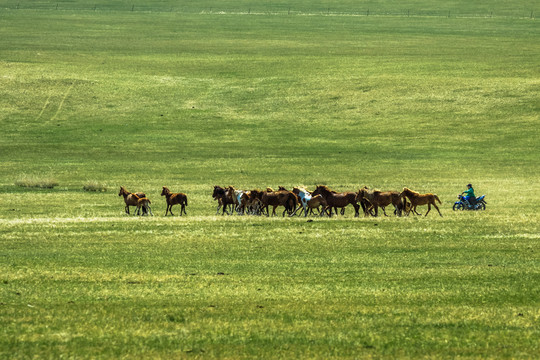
1;1;539;358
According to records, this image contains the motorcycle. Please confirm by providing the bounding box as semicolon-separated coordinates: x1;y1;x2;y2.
453;194;487;211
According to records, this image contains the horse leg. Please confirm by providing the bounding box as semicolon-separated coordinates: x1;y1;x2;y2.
327;206;333;217
293;204;303;216
289;206;299;217
325;206;332;216
405;204;413;216
353;204;360;217
425;204;431;217
169;204;175;216
433;203;443;217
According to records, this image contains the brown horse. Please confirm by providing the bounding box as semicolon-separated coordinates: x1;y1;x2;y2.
212;185;236;215
261;189;298;217
118;186;147;215
135;197;153;216
161;186;188;216
400;187;443;217
357;187;406;217
312;185;360;217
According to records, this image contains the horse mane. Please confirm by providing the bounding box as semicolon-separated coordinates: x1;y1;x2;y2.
317;185;332;192
403;187;419;195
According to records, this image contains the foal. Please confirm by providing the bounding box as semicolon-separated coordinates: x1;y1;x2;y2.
118;186;146;215
291;187;329;217
161;186;188;216
135;197;153;216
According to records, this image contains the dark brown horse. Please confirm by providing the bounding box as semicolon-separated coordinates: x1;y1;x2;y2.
261;189;298;217
357;187;406;217
118;186;146;215
312;185;361;217
161;186;188;216
212;185;236;215
400;187;443;217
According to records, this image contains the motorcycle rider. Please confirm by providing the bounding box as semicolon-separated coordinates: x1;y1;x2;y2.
462;183;476;206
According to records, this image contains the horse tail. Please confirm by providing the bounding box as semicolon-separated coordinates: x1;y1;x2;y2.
288;193;297;212
434;195;441;204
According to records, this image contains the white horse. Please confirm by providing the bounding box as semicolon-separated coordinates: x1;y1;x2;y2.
235;190;250;215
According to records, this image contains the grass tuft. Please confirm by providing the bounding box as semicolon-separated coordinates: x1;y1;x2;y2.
83;181;108;192
15;175;58;189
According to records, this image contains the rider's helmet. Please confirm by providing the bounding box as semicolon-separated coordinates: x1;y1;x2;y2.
467;183;472;188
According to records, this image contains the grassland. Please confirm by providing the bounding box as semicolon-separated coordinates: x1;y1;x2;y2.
0;0;539;358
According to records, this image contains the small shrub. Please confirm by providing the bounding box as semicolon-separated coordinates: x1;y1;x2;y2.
83;181;108;192
15;175;59;189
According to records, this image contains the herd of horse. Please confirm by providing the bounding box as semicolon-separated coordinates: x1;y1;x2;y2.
212;185;442;217
119;185;442;217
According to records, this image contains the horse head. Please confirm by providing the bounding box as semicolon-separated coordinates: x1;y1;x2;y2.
161;186;170;197
250;190;263;200
400;187;412;198
312;185;330;196
119;186;128;197
356;189;366;202
212;185;224;199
